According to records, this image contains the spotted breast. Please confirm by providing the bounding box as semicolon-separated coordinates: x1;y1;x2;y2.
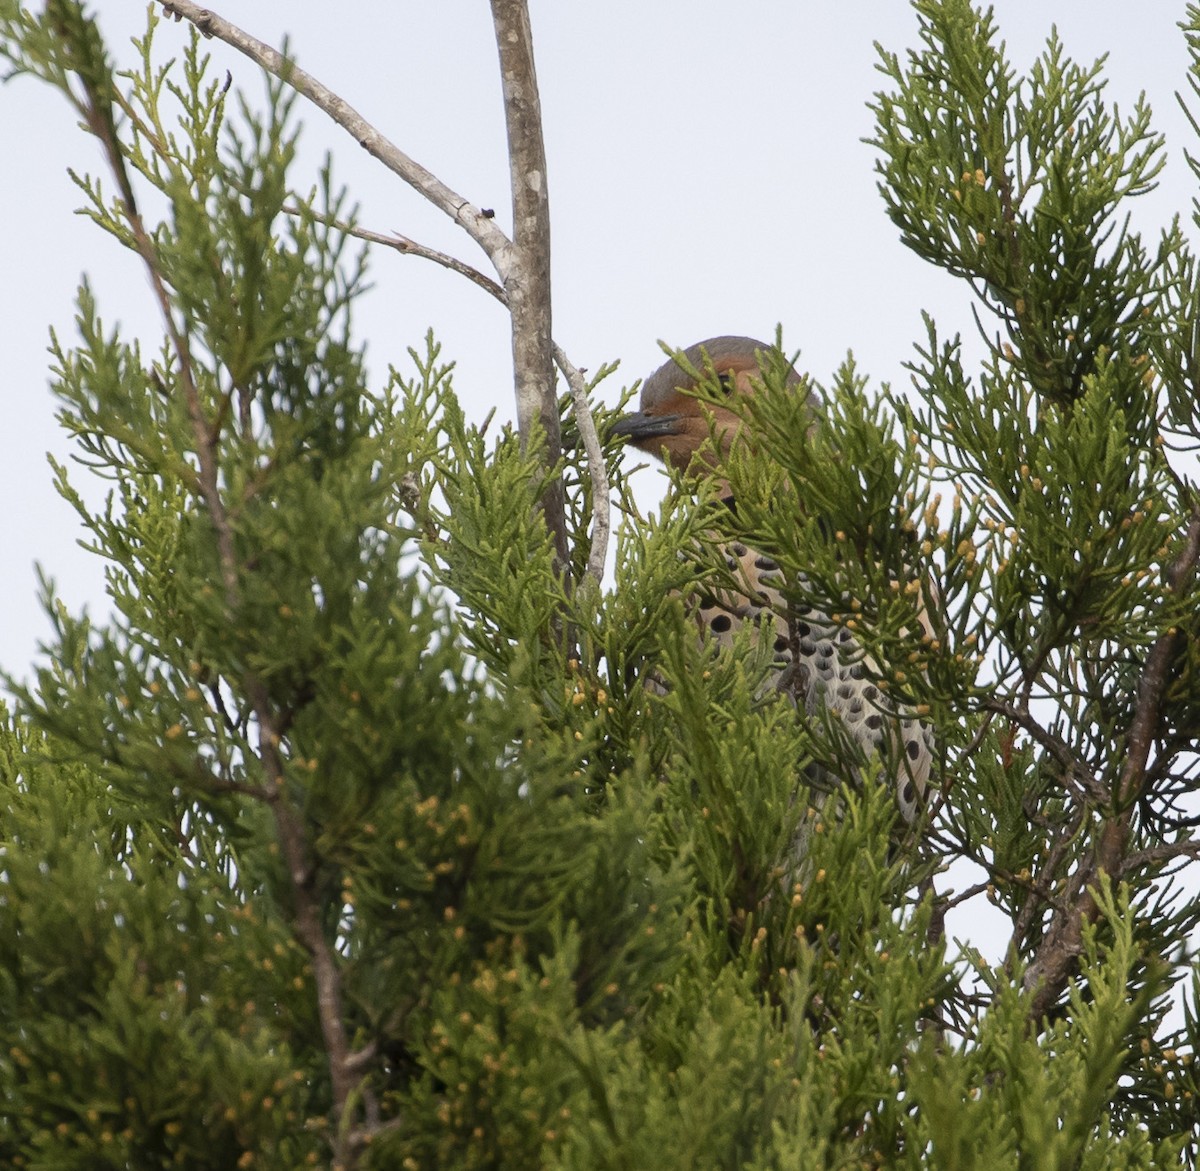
612;335;933;823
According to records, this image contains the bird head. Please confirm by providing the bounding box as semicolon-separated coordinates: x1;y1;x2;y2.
611;336;809;475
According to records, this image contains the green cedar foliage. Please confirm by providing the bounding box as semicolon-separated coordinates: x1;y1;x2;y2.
0;1;1197;1167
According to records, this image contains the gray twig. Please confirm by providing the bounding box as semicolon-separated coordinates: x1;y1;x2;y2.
162;0;611;588
158;1;514;274
283;205;611;588
488;0;567;573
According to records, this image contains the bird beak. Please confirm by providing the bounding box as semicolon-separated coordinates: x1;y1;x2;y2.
609;410;684;442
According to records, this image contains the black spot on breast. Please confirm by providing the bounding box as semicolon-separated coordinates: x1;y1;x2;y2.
698;595;718;611
836;683;854;699
866;714;883;730
731;542;748;556
906;738;922;760
864;685;879;702
817;641;834;658
755;556;779;570
795;622;811;639
837;628;853;643
902;781;916;807
710;615;732;634
774;635;790;653
799;639;817;657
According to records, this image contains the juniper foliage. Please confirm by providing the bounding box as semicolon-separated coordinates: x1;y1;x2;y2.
1;1;1198;1167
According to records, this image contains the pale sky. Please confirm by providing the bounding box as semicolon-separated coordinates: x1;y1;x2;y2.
2;5;1198;969
2;3;1195;674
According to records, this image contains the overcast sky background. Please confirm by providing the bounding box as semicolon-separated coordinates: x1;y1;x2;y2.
3;4;1199;966
2;3;1196;670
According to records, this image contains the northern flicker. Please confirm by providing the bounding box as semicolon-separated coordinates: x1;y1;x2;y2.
612;335;932;824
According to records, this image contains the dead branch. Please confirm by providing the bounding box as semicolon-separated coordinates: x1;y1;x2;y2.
554;343;611;587
157;1;514;275
282;205;611;587
159;0;602;584
1125;839;1200;871
488;0;568;573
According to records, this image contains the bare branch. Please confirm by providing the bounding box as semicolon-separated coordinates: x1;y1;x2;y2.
555;343;610;587
1125;840;1200;871
489;0;568;574
163;1;602;586
288;205;612;588
940;878;993;912
379;228;507;302
280;205;506;304
157;1;514;276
